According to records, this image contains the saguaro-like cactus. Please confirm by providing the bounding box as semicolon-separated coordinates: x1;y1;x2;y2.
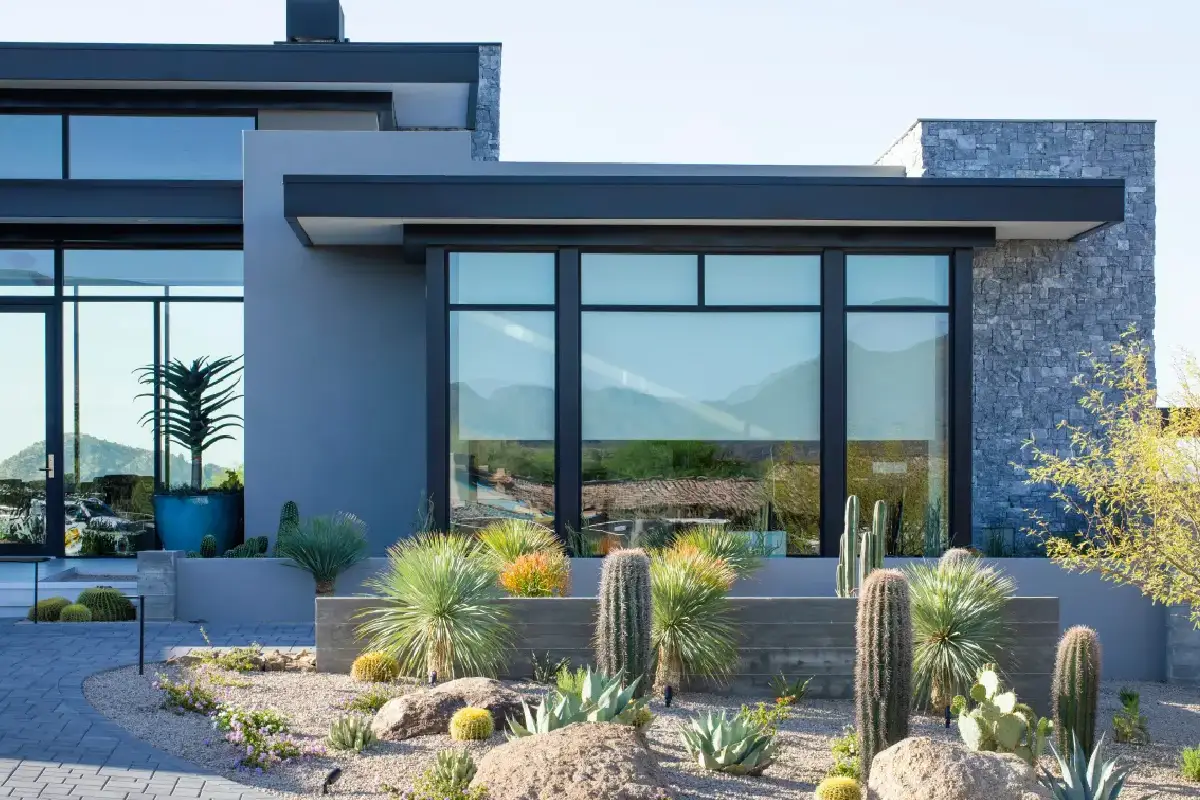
1053;625;1101;756
858;500;886;587
199;534;217;559
855;568;912;781
836;495;860;598
596;548;652;697
273;500;300;555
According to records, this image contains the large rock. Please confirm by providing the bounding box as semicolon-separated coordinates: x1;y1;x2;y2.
474;723;668;800
371;677;524;740
867;737;1051;800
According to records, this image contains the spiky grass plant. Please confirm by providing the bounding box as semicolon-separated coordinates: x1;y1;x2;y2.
670;525;765;580
498;551;570;597
277;511;369;595
650;548;738;690
906;558;1014;712
358;533;513;679
476;518;561;571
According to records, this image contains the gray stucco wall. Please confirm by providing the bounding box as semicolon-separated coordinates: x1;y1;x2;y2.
880;120;1156;547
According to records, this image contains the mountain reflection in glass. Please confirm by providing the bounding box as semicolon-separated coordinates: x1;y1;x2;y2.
579;312;820;555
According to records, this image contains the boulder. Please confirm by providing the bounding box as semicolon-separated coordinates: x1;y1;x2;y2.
473;722;669;800
371;677;524;740
867;737;1051;800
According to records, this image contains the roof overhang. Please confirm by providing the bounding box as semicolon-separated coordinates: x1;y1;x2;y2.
282;174;1127;246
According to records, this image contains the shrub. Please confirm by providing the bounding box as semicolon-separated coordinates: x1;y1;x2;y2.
214;705;321;770
156;675;219;714
1113;687;1149;745
58;603;92;622
827;726;860;781
328;714;377;753
351;652;401;683
555;665;588;695
530;651;570;684
737;698;791;736
28;596;70;622
670;525;764;580
212;705;290;736
449;707;494;741
499;551;570;598
650;548;737;690
198;627;262;672
385;750;488;800
343;686;400;714
76;587;134;622
476;519;560;571
1183;746;1200;782
679;709;778;775
1052;625;1101;756
816;777;861;800
277;511;369;595
358;533;513;679
855;569;911;782
595;548;652;697
951;665;1052;766
906;559;1014;711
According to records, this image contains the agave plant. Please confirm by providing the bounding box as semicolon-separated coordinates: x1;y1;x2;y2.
669;525;766;580
650;548;738;690
1040;733;1130;800
358;533;513;679
137;355;243;489
679;710;780;775
507;668;646;738
277;512;369;595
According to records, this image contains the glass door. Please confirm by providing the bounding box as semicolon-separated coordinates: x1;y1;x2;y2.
0;305;63;557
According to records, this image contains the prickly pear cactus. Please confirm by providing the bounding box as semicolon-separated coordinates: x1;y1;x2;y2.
952;664;1053;766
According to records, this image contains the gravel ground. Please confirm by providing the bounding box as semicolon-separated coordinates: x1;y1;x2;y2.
84;666;1200;799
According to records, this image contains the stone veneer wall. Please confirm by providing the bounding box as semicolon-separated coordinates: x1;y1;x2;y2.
879;120;1156;546
471;44;501;161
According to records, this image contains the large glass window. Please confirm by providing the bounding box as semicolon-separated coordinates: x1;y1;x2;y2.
65;250;244;297
0;115;62;179
581;254;697;305
581;312;820;555
449;252;555;305
847;254;950;306
705;254;820;306
68;115;255;180
0;250;55;297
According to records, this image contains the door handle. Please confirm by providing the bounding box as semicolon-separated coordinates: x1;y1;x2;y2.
37;454;55;479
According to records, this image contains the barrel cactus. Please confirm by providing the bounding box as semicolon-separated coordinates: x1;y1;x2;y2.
28;596;70;622
1053;625;1101;756
815;776;862;800
76;587;134;621
951;664;1053;766
59;603;93;622
200;534;217;558
450;707;495;741
855;569;912;781
350;651;400;683
836;495;860;598
939;547;978;570
595;548;652;697
858;500;886;587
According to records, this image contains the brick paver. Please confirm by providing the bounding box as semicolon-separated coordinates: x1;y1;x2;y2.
0;620;314;800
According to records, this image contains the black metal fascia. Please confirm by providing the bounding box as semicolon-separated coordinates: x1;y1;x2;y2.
283;174;1127;227
0;88;397;116
0;180;243;225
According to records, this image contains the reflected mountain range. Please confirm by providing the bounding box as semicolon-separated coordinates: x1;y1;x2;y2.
0;434;226;484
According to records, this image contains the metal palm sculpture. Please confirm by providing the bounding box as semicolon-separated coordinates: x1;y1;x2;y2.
137;356;244;489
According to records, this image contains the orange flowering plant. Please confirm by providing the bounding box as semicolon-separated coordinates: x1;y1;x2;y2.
499;551;571;598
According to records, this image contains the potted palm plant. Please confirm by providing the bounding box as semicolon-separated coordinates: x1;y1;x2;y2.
137;355;244;554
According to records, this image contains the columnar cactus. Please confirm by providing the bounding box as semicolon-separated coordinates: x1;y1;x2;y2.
858;500;886;588
1053;625;1101;756
595;548;652;697
836;495;860;598
200;534;217;558
854;569;912;781
273;500;300;555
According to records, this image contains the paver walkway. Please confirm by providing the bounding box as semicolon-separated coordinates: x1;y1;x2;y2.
0;620;314;800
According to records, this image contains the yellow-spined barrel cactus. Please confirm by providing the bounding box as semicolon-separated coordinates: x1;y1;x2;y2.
28;596;70;622
816;777;862;800
449;707;494;741
59;603;93;622
350;651;400;683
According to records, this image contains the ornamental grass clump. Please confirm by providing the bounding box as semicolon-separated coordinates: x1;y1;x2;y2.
277;511;369;595
498;551;570;598
670;525;765;581
476;519;560;571
358;533;513;679
650;547;737;690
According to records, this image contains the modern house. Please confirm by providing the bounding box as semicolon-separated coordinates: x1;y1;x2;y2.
0;0;1155;562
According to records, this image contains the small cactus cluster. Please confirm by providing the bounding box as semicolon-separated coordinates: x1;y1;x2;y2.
449;707;495;741
939;547;979;570
595;548;652;698
951;665;1053;766
327;714;377;753
854;569;912;782
815;776;861;800
58;603;93;622
350;651;400;683
1052;625;1101;756
836;496;886;597
224;536;269;558
76;587;135;621
27;596;70;622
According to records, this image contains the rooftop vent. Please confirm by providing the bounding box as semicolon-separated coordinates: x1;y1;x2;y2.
286;0;346;43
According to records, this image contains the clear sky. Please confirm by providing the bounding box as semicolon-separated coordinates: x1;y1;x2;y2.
1;0;1196;399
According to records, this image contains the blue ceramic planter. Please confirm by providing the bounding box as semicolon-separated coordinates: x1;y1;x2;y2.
153;492;243;553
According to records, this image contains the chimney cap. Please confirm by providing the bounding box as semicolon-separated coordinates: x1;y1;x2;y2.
286;0;346;43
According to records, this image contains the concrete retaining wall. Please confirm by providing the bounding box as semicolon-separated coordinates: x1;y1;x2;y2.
316;596;1059;711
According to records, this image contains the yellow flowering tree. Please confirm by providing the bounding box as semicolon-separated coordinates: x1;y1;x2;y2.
1025;329;1200;624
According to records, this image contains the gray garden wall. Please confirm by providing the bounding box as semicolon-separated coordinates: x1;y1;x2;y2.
315;595;1059;712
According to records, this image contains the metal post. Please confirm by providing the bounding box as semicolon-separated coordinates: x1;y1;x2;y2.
138;594;145;675
32;561;38;625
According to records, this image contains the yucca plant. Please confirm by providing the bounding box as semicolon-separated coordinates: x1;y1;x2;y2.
650;548;738;690
136;355;243;489
277;511;369;595
679;710;780;775
906;558;1014;711
358;533;513;679
1040;733;1129;800
476;518;561;571
669;525;765;580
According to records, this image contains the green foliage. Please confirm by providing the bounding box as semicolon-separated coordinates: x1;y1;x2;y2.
277;511;369;594
76;587;135;622
952;665;1053;766
200;534;217;558
508;668;647;738
768;673;812;704
212;704;316;770
197;628;263;672
1053;626;1102;756
555;665;588;695
358;533;513;679
650;547;738;689
855;569;912;782
27;596;70;622
906;559;1014;711
156;674;220;714
858;500;886;588
737;698;792;736
836;495;860;598
1041;733;1129;800
1182;746;1200;782
212;705;290;736
343;686;401;714
351;651;401;683
670;525;766;579
816;777;862;800
80;530;118;557
387;749;490;800
1112;687;1149;745
450;707;494;741
328;714;377;753
58;603;92;622
596;548;652;698
679;709;779;776
827;726;860;781
530;651;570;684
475;519;560;572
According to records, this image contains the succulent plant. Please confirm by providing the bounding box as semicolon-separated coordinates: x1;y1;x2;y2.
27;596;70;622
449;707;495;741
76;587;134;622
199;534;217;558
815;776;862;800
836;495;860;598
952;664;1053;766
1053;626;1101;756
1040;733;1129;800
58;603;92;622
595;548;652;698
1112;687;1149;745
507;668;646;738
679;709;779;775
939;547;978;569
858;500;886;587
350;651;400;683
327;714;377;752
430;748;476;791
855;569;911;782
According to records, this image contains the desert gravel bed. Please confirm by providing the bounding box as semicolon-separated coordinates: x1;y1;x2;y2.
84;664;1200;799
